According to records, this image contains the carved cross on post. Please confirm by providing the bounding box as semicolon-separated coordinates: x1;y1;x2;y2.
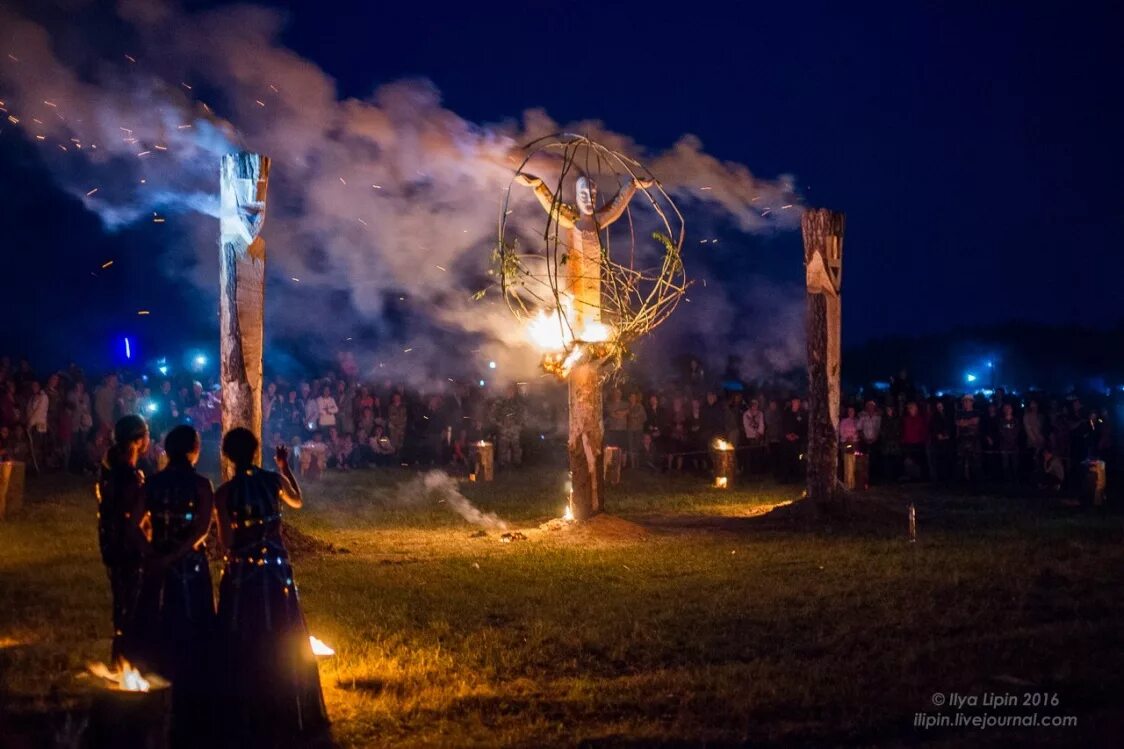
219;152;271;480
801;208;845;511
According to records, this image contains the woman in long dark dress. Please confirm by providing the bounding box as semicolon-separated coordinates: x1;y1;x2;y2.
214;428;328;746
132;425;215;744
95;415;151;664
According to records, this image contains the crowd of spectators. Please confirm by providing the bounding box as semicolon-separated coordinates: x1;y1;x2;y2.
0;354;1116;497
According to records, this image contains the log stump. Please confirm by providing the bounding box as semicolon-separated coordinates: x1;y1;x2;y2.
603;446;622;486
474;441;495;482
711;443;736;489
0;461;26;520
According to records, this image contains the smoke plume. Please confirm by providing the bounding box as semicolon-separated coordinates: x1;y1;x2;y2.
396;470;508;530
0;0;805;384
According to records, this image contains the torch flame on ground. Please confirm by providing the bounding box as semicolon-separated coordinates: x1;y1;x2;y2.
563;504;574;522
712;438;734;451
309;635;335;657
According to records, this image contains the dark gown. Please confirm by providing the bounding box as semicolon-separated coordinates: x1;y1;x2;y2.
132;462;215;742
216;467;327;746
95;458;146;663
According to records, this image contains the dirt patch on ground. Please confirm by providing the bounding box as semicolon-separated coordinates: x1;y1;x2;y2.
533;513;650;543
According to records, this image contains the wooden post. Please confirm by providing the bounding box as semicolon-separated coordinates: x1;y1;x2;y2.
219;153;270;481
801;209;845;510
566;223;604;521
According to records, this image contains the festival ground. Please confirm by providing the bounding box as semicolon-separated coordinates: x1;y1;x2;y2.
2;471;1122;748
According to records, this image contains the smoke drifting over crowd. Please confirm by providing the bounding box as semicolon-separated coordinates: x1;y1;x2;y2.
0;0;806;385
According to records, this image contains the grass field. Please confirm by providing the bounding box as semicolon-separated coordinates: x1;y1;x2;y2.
1;466;1123;747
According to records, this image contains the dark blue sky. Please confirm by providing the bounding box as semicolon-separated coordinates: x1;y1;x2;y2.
2;0;1122;368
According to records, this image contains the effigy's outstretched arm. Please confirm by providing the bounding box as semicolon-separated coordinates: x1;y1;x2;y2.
595;177;654;228
515;172;577;229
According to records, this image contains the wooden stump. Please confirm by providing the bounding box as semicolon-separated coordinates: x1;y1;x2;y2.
841;449;869;491
474;441;495;481
603;446;622;486
86;684;173;749
802;209;845;511
219;152;270;481
0;461;25;520
711;444;736;489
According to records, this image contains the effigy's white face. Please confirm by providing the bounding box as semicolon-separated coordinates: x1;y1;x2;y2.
576;177;597;215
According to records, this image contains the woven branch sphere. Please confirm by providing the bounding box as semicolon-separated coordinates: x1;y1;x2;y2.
497;134;687;377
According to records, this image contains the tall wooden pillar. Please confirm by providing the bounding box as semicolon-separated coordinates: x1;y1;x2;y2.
801;209;845;510
219;152;270;480
567;228;604;520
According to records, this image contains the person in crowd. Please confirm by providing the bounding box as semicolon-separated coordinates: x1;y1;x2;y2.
881;403;903;481
387;392;408;454
742;398;766;475
214;429;328;745
764;399;783;479
1036;446;1065;491
927;399;952;482
367;425;396;467
982;403;1001;479
856;400;882;478
780;396;807;482
637;431;660;471
997;402;1021;483
132;426;214;743
838;405;859;447
699;391;725;445
25;379;49;471
315;385;339;432
1073;407;1104;462
956;395;982;482
283;389;304;440
45;373;63;468
335;380;355;437
625;391;647;469
491;384;525;468
96;415;151;663
901;401;927;481
645;393;667;441
0;380;19;432
262;382;281;437
605;388;629;458
1023;399;1045;455
301;383;319;434
723;392;744;451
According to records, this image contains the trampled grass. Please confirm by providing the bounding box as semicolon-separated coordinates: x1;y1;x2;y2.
1;468;1122;747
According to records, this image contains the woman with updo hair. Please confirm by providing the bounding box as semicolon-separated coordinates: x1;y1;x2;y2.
132;425;215;743
214;428;327;744
95;414;151;663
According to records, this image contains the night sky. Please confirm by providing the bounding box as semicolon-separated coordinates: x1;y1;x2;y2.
2;0;1122;372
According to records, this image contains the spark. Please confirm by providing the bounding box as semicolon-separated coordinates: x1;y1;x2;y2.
269;84;279;93
403;348;414;353
356;218;367;226
435;265;447;272
699;186;712;191
7;54;20;63
338;177;346;185
35;135;45;141
177;124;193;129
371;184;382;189
58;145;67;151
101;260;114;269
6;115;18;124
781;204;793;209
124;54;136;63
152;213;165;223
291;277;300;282
181;82;192;90
136;150;151;157
255;99;266;107
139;179;146;184
154;144;167;151
137;310;150;316
86;188;99;196
32;118;43;125
120;127;133;133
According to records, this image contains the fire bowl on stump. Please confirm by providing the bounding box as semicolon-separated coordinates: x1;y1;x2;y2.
85;661;172;749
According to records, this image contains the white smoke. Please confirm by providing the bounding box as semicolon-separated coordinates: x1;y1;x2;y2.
397;470;508;530
0;0;805;384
